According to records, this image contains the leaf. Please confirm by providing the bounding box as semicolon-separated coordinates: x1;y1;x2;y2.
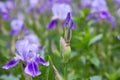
90;56;100;68
109;68;120;80
88;34;103;46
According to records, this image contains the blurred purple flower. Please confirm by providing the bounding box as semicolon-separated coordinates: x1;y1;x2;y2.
107;16;117;28
5;0;16;11
0;1;11;21
25;33;39;45
47;3;76;29
114;0;120;7
117;35;120;40
37;5;45;14
2;39;49;77
26;0;46;15
80;0;94;8
24;33;43;51
26;0;39;13
117;8;120;17
9;19;24;35
17;12;24;20
84;0;116;27
52;3;72;20
88;0;111;20
47;0;72;6
29;0;39;7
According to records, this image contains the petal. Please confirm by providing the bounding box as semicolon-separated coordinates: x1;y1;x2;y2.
24;33;39;44
38;46;43;51
118;35;120;40
2;12;11;21
69;20;76;29
100;11;110;19
2;58;19;69
16;39;29;56
86;13;94;20
25;61;41;77
9;29;19;35
47;19;57;29
107;16;117;28
36;57;49;66
63;12;71;27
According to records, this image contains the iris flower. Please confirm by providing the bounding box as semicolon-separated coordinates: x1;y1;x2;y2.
0;1;11;21
47;3;76;29
2;39;49;77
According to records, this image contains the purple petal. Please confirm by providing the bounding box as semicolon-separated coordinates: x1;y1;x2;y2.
69;20;76;29
107;16;117;28
9;29;19;35
47;19;57;29
63;12;71;27
100;11;110;19
38;46;43;50
36;57;49;66
86;13;94;20
24;33;39;44
2;58;19;69
2;12;11;21
26;7;34;13
117;35;120;40
117;8;120;17
37;5;45;14
25;61;41;77
16;39;29;59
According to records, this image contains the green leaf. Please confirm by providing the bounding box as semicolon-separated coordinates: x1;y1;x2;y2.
88;34;103;46
90;57;100;67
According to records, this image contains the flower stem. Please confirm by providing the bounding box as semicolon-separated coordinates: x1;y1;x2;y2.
64;62;67;80
24;73;33;80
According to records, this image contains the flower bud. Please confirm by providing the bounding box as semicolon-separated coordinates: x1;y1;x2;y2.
60;37;71;63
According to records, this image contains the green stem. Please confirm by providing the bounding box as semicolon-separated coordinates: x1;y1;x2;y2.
24;73;33;80
46;63;50;80
64;62;67;80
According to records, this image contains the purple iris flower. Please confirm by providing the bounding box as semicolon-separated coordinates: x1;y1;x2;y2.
29;0;39;7
84;0;117;27
80;0;95;8
52;3;72;20
47;3;76;29
0;1;11;21
24;33;43;50
26;0;45;14
117;35;120;40
26;0;39;13
47;0;72;6
114;0;120;7
2;39;49;77
5;0;16;11
9;19;24;35
107;16;117;28
117;8;120;17
17;12;24;20
57;0;72;4
63;12;76;29
88;0;111;20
